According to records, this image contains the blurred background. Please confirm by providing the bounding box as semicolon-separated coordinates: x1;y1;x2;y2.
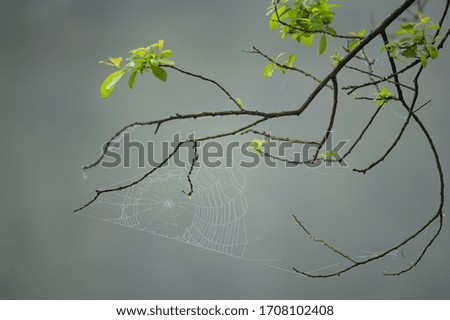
1;0;450;299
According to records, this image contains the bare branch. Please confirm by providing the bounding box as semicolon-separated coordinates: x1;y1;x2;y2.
340;106;382;161
292;215;356;263
312;76;339;161
82;109;280;171
164;65;244;110
75;142;185;213
413;99;432;113
342;61;420;94
345;65;414;92
182;141;199;198
353;31;423;174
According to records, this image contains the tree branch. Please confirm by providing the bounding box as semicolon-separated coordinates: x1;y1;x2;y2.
165;65;244;110
77;0;447;279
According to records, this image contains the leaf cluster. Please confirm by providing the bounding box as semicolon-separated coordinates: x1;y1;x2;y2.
99;40;175;98
374;87;392;107
347;29;366;51
382;11;439;67
268;0;340;54
263;52;296;78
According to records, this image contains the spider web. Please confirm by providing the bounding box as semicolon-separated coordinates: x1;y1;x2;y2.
78;160;249;258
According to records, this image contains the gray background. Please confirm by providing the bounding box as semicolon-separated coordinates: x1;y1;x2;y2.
1;0;450;299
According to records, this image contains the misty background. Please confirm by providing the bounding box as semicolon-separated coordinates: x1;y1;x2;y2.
1;0;450;299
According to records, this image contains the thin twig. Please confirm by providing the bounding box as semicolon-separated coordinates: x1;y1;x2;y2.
340;106;382;161
182;141;198;197
312;76;339;161
343;61;420;94
353;31;422;174
292;215;357;263
165;65;244;111
345;65;414;91
75;142;185;212
244;47;331;89
241;129;320;145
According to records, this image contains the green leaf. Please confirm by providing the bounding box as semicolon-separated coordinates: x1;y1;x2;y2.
318;34;327;55
375;87;391;107
269;18;280;30
149;58;159;67
99;58;123;68
269;11;281;30
327;27;337;35
276;52;286;61
428;45;439;59
287;53;296;67
348;39;358;51
124;60;136;68
128;71;137;89
397;23;414;34
379;87;391;99
418;10;430;24
331;49;342;67
146;51;157;60
135;59;146;73
100;70;125;98
399;37;412;44
160;49;173;59
109;57;122;68
98;60;114;67
327;4;342;9
401;47;417;58
263;64;274;78
151;66;167;81
427;23;440;30
394;29;408;35
129;47;147;58
249;139;268;155
301;34;314;47
236;98;242;107
158;58;176;66
417;10;425;20
419;52;428;68
391;46;400;58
